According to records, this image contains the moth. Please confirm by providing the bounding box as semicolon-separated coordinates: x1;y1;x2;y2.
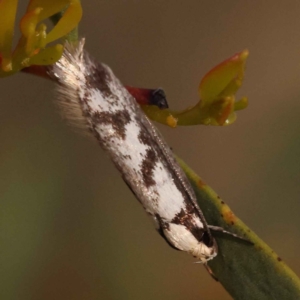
49;39;246;263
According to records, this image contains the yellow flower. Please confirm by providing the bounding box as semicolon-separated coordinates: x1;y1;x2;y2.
0;0;82;76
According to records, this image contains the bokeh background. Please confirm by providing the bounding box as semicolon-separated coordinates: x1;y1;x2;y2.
1;1;300;299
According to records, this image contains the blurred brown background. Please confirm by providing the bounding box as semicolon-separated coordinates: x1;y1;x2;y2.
1;1;300;299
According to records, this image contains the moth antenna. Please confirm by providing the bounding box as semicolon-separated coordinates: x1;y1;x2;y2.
208;225;253;244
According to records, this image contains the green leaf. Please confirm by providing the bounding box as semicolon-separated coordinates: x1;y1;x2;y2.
177;157;300;300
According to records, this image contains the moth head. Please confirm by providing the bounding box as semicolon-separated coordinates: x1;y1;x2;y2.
191;234;218;263
163;223;218;262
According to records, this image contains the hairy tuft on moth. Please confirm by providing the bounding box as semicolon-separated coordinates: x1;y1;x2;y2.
48;39;249;266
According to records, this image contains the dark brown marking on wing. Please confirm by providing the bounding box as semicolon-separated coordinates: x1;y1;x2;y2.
171;208;207;244
138;119;210;232
84;59;112;98
140;148;158;187
91;110;131;139
155;214;169;231
138;121;190;198
122;154;132;160
138;124;152;147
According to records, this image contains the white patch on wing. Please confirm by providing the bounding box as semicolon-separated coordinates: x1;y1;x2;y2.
164;223;199;252
113;120;149;171
194;216;204;229
152;162;184;220
165;223;217;261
